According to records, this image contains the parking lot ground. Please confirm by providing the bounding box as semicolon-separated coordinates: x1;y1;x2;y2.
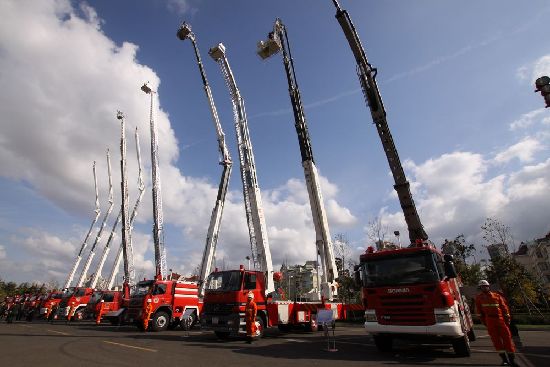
0;320;548;366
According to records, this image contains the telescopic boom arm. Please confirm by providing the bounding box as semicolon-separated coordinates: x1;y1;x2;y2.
332;0;428;244
63;161;101;290
177;23;233;297
210;42;275;296
257;19;338;300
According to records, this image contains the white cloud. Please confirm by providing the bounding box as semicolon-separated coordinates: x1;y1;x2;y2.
167;0;198;16
509;109;546;130
0;245;6;260
532;55;550;82
0;0;357;283
493;137;544;164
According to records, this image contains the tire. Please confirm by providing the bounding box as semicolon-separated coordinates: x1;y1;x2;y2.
215;331;230;339
373;335;393;352
305;319;318;332
151;311;169;332
255;316;265;338
452;334;471;357
467;328;476;342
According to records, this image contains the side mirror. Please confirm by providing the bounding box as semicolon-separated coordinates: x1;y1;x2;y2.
444;260;457;279
353;265;362;287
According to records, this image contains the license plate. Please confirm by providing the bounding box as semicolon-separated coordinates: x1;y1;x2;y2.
212;317;219;324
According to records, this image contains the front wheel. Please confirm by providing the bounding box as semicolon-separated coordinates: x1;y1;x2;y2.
255;316;265;338
151;311;169;332
452;334;471;357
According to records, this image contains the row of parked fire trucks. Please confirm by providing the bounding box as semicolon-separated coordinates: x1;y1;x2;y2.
2;1;475;357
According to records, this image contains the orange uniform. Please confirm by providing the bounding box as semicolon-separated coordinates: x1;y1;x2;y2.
245;298;258;338
96;301;105;325
475;290;515;354
143;301;153;331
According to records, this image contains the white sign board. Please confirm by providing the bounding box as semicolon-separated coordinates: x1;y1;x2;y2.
317;309;334;325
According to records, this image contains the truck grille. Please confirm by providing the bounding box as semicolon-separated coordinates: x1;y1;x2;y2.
377;294;435;326
202;303;234;315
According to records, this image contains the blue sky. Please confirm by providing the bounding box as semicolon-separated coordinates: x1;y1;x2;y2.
0;0;549;285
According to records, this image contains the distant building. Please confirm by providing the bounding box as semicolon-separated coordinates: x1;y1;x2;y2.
512;232;550;294
280;261;320;302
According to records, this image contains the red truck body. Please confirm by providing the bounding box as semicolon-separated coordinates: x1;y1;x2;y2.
83;290;125;324
357;243;475;356
39;292;63;317
57;287;94;320
200;267;340;338
127;278;200;331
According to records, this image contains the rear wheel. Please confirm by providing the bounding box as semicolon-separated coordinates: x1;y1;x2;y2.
373;335;393;352
255;316;265;338
151;311;169;332
452;334;471;357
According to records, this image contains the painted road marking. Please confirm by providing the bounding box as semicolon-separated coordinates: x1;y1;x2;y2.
47;329;70;336
103;340;157;352
284;338;306;343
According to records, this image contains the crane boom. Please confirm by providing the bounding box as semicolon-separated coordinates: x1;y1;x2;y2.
332;0;428;244
77;150;115;287
141;83;168;279
257;19;338;300
210;43;275;296
107;127;143;290
177;23;233;298
117;111;136;298
63;161;101;289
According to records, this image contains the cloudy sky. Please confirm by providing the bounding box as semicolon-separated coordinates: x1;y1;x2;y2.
0;0;549;285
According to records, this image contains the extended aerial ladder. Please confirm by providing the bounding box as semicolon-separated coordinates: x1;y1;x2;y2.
209;43;275;296
93;127;143;290
141;83;168;280
257;19;338;300
331;0;428;244
63;162;101;290
76;150;115;287
106;126;144;291
117;111;137;298
177;23;233;298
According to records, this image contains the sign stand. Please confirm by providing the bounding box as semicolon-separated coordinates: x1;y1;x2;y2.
181;309;195;338
317;309;338;352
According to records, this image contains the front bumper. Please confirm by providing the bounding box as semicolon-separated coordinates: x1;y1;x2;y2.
200;313;245;335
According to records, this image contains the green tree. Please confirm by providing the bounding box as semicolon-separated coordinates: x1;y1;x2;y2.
441;234;483;286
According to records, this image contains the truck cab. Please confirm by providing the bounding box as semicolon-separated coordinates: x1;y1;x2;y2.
357;244;474;356
200;268;267;338
127;278;199;331
57;287;94;320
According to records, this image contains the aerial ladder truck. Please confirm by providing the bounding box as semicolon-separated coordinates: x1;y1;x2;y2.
331;1;474;355
63;162;100;291
177;23;233;299
199;34;337;339
257;19;339;302
126;83;199;332
92;123;144;325
209;43;274;293
57;160;104;320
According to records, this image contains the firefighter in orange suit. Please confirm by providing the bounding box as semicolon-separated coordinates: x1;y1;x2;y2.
143;298;153;331
245;292;257;343
475;280;518;366
67;301;75;322
96;300;105;325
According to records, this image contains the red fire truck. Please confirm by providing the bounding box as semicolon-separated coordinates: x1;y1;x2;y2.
127;277;200;331
57;287;94;320
39;292;63;318
356;244;474;356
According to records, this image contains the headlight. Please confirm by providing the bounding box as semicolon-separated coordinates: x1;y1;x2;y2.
435;313;457;323
365;310;377;322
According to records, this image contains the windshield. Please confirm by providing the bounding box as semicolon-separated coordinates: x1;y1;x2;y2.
51;293;62;300
89;292;103;303
62;288;75;299
134;281;154;296
361;251;442;287
206;271;242;292
74;288;86;297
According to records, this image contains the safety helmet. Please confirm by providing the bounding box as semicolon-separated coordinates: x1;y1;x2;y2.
478;280;490;287
247;292;254;299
